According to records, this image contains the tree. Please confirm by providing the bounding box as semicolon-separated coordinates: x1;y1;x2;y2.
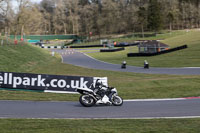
79;5;95;38
147;0;163;32
64;0;80;35
2;0;200;37
137;6;147;37
99;0;122;34
14;0;43;35
0;0;15;35
167;12;174;32
52;0;67;34
40;0;56;34
0;0;5;14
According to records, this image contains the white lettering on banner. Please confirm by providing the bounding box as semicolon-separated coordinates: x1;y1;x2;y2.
71;80;79;88
0;75;3;84
51;79;58;87
4;73;7;84
80;77;88;88
31;78;37;86
57;80;66;88
0;72;107;92
9;73;12;84
37;75;45;87
13;77;22;88
23;77;30;86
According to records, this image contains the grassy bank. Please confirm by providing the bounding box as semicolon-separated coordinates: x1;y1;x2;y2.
1;73;200;101
0;43;200;101
0;118;200;133
70;30;186;46
113;30;187;43
87;30;200;67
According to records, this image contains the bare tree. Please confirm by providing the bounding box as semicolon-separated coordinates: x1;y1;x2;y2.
52;0;68;34
2;0;200;37
65;0;80;35
0;0;15;36
14;0;43;36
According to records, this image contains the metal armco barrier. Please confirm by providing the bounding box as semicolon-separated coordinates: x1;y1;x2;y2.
100;47;125;52
0;71;107;93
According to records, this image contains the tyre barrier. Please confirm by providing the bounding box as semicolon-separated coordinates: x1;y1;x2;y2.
69;44;103;48
100;47;125;52
127;45;188;57
40;43;139;49
41;45;103;49
68;43;138;48
115;43;139;47
41;46;65;49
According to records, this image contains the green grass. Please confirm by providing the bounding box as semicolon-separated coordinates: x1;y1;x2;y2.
113;30;187;43
0;33;200;132
0;89;79;101
0;118;200;133
87;30;200;67
1;73;200;101
70;30;186;46
0;44;54;72
0;41;200;101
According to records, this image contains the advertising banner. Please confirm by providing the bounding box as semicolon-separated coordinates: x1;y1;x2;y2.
0;71;103;93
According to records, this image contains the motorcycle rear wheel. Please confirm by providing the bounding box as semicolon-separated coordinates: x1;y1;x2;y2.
111;95;123;106
79;95;95;107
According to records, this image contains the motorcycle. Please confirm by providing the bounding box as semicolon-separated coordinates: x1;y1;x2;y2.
76;79;123;107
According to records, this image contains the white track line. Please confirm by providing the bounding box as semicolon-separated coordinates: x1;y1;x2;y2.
1;97;200;103
81;51;120;66
183;67;200;68
124;98;185;102
1;116;200;119
44;90;78;94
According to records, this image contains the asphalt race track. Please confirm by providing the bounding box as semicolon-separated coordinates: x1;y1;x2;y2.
1;99;200;119
52;49;200;75
1;49;200;119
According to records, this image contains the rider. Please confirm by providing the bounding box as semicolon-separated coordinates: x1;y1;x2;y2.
94;79;105;95
94;79;111;104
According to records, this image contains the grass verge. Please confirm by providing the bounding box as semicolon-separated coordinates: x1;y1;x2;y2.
0;43;200;101
0;118;200;133
87;30;200;67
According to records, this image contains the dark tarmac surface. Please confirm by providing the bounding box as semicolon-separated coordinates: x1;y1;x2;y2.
1;99;200;119
52;49;200;75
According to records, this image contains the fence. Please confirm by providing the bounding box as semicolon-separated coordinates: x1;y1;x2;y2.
9;35;80;40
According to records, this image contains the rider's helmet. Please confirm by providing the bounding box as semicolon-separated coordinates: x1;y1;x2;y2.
95;79;102;89
96;81;101;86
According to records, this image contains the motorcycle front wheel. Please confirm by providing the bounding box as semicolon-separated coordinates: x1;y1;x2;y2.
111;95;123;106
79;95;96;107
